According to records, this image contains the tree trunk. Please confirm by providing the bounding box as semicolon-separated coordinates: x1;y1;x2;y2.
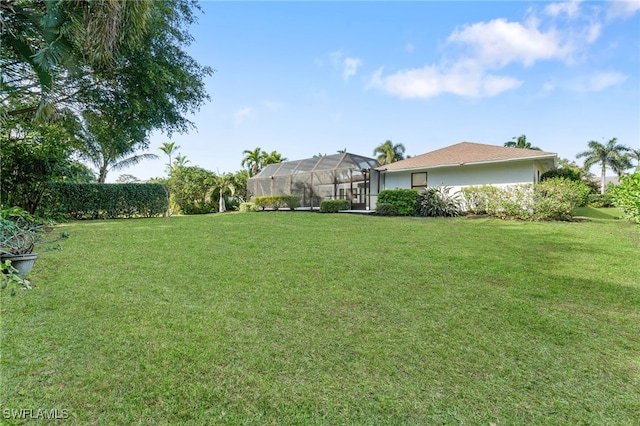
601;164;606;195
219;195;226;213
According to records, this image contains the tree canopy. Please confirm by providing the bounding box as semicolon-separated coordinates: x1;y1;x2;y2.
373;140;405;165
504;135;541;151
576;138;631;194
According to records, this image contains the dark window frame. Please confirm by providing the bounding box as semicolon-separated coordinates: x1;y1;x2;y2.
411;172;428;189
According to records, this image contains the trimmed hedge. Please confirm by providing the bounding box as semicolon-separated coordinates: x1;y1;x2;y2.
239;202;259;212
319;199;350;213
254;195;301;211
375;203;398;216
39;183;169;220
377;189;419;216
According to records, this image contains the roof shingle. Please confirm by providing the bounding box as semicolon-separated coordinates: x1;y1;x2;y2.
378;142;557;171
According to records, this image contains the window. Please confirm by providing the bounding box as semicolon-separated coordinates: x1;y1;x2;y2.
411;172;427;188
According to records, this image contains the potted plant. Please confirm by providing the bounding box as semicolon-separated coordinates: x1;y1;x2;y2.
0;215;45;276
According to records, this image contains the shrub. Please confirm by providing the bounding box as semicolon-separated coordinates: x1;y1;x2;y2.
375;203;399;216
460;186;498;215
610;172;640;224
377;189;419;216
587;193;615;208
38;183;170;219
254;195;301;210
416;186;462;217
533;178;589;221
319;199;350;213
540;167;582;182
239;202;259;212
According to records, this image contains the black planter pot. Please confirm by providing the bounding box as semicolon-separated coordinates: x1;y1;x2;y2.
1;253;39;276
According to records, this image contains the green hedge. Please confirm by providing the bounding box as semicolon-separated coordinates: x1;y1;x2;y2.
239;202;259;212
39;183;169;220
254;195;301;210
377;189;419;216
319;199;350;213
375;203;398;216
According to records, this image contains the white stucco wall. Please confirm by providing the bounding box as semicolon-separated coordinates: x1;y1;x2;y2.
381;160;543;194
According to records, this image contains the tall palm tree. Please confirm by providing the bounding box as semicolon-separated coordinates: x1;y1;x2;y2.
208;173;235;213
504;135;541;150
576;138;631;194
241;147;265;177
159;141;180;173
373;140;406;165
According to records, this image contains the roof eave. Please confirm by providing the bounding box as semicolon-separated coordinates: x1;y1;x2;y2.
378;154;557;173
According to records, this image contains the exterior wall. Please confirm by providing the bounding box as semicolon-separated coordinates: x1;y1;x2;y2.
381;160;540;194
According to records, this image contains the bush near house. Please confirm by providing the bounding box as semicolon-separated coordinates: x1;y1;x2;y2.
377;189;419;216
416;186;462;217
254;195;301;210
610;172;640;224
239;202;259;212
459;178;589;221
375;203;398;216
319;199;350;213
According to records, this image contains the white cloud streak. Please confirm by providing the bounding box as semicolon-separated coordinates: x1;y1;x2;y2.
369;1;626;99
232;107;252;125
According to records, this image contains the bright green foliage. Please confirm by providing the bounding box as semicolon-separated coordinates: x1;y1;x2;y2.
375;203;399;216
377;189;418;216
540;167;583;182
319;199;350;213
254;195;301;211
461;180;588;221
373;140;406;165
610;172;640;224
165;166;216;215
239;202;259;212
532;178;591;221
38;183;169;219
416;186;462;217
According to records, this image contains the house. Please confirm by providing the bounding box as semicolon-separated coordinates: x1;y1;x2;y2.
372;142;557;207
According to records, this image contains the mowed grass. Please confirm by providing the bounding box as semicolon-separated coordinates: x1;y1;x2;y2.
1;212;639;425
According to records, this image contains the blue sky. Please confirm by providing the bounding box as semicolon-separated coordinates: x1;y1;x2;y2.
116;0;640;182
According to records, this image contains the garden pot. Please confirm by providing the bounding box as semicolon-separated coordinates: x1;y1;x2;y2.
1;253;39;276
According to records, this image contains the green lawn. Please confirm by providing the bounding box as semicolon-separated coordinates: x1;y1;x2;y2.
1;212;639;425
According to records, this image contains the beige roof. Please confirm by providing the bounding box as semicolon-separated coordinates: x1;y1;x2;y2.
378;142;557;171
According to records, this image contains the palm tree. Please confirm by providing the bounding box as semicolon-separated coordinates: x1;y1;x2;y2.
263;150;287;165
373;140;406;165
241;147;265;177
159;142;180;173
208;173;235;213
576;138;631;194
172;154;190;170
626;148;640;172
504;135;541;150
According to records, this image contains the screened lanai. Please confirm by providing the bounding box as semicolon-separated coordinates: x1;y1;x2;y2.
247;153;381;210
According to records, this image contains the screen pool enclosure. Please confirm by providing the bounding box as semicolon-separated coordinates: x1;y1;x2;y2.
247;153;381;210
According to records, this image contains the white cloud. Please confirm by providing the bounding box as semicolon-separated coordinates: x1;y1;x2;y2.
368;63;522;99
405;43;415;53
606;0;640;20
545;0;583;18
342;57;362;82
329;50;363;82
586;71;628;91
232;107;252;125
447;18;571;67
